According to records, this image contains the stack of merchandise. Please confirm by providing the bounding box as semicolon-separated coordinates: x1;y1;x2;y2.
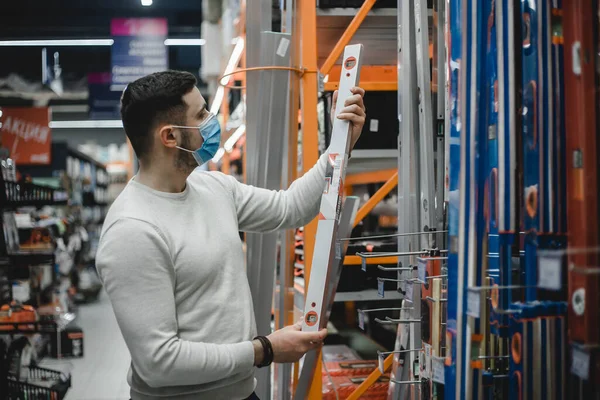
321;345;389;400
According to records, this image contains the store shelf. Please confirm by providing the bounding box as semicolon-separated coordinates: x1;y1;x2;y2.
293;278;402;304
316;7;397;17
0;312;76;334
347;150;398;175
351;150;398;159
344;255;398;265
2;182;69;209
8;251;55;266
317;15;397;67
324;65;397;91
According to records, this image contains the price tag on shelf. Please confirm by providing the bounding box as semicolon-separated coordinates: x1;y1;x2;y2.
538;253;562;291
361;257;367;272
358;311;365;330
467;289;481;318
422;344;432;379
378;353;385;374
418;258;427;283
571;346;590;380
432;357;445;384
335;241;342;260
378;280;385;298
405;281;414;301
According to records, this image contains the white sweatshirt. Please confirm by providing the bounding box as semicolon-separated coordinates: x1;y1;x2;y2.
96;153;328;399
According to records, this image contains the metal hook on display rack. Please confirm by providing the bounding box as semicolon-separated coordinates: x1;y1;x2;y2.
375;317;422;324
337;230;449;242
377;264;415;272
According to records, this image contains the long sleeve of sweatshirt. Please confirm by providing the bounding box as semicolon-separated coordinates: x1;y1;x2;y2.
224;152;328;233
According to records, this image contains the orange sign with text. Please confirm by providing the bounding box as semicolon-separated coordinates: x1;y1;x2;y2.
0;107;51;165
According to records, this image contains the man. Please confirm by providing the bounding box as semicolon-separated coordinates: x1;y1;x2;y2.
96;70;366;399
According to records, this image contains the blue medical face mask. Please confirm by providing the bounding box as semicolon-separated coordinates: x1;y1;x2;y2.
173;113;221;166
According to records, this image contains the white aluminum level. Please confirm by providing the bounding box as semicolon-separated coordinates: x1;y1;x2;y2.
301;44;364;332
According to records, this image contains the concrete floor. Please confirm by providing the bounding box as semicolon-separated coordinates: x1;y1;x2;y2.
40;291;131;400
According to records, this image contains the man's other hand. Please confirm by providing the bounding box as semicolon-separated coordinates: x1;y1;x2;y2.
266;320;328;363
331;86;367;152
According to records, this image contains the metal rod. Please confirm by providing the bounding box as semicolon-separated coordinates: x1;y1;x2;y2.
378;349;422;356
357;250;427;258
417;256;449;261
426;296;448;303
377;265;415;272
378;277;406;283
477;355;510;359
426;274;448;280
385;316;422;323
339;230;449;242
569;265;600;274
374;317;422;325
390;380;421;385
491;307;523;315
358;307;413;313
468;284;539;291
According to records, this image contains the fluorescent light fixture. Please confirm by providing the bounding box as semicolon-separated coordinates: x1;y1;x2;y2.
212;148;226;163
164;38;205;46
0;39;114;47
0;38;203;47
224;124;246;152
49;120;123;129
220;37;245;86
210;86;225;115
141;0;153;5
209;37;245;114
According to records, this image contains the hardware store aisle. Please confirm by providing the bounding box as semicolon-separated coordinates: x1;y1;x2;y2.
41;291;131;400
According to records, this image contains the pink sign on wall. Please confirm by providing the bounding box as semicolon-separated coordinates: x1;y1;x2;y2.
110;18;168;37
110;18;168;89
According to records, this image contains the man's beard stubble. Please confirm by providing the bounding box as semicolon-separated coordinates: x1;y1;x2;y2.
174;131;199;174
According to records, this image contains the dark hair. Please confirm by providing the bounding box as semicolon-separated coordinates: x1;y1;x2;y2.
120;70;197;161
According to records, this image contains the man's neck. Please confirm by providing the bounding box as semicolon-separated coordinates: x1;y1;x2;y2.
135;163;189;193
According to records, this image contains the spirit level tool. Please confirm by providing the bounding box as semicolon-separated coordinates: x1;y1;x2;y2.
301;44;363;333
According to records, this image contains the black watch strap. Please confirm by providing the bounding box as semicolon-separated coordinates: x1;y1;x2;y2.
253;336;274;368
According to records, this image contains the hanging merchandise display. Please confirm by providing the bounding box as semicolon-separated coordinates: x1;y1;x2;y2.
564;0;600;396
341;0;597;399
239;1;600;398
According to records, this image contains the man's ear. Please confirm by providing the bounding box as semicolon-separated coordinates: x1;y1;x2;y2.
159;125;178;149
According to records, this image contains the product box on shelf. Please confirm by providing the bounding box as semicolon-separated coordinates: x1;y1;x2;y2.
322;374;390;400
323;360;379;376
48;326;84;358
322;344;362;362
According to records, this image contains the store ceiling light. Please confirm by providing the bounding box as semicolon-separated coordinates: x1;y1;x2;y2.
164;38;205;46
141;0;153;6
224;124;246;152
220;37;245;86
212;148;226;163
209;37;245;115
210;86;225;115
49;120;123;129
0;39;204;47
0;39;114;47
